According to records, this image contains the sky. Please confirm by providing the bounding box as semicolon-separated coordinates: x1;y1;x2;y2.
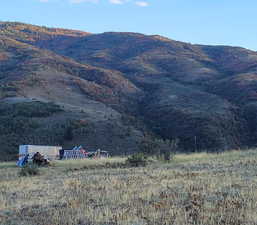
1;0;257;51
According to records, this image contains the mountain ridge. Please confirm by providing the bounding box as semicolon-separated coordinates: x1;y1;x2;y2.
1;22;257;160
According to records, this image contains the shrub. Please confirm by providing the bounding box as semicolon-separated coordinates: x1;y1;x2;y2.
126;153;148;167
158;138;179;161
18;164;40;176
140;135;178;161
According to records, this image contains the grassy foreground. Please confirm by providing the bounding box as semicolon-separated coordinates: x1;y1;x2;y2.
1;150;257;224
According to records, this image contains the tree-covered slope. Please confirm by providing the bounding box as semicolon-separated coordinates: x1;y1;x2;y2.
1;22;257;160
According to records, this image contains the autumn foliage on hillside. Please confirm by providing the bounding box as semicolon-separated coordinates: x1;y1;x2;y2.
1;22;257;159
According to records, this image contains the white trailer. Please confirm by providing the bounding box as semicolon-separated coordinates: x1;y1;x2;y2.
18;145;62;161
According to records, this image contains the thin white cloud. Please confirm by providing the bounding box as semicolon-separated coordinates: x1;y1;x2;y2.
70;0;99;3
38;0;149;6
109;0;122;4
109;0;129;4
135;1;148;7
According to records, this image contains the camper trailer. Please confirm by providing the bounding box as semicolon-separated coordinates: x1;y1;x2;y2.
18;145;62;162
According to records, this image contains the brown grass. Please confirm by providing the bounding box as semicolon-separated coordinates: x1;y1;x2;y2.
1;151;257;224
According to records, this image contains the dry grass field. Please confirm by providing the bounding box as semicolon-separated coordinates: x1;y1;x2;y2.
1;150;257;225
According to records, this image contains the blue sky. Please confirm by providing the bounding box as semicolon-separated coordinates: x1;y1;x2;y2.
1;0;257;50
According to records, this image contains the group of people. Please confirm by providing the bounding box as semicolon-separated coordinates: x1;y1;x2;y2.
32;152;50;166
17;152;50;167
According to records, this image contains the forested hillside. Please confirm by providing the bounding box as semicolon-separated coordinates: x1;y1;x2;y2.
1;22;257;160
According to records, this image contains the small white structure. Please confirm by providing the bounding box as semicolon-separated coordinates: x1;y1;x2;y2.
18;145;62;161
62;146;87;160
63;150;87;159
